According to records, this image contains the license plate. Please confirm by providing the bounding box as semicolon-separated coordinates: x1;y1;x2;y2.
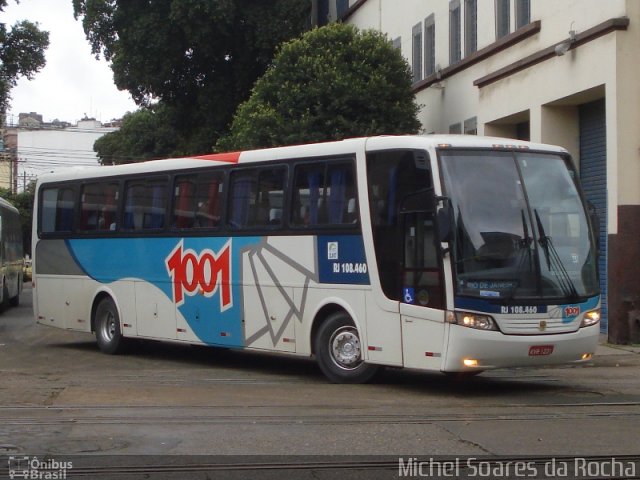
529;345;554;356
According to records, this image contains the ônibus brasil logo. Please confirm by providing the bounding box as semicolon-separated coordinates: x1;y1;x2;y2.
165;239;232;310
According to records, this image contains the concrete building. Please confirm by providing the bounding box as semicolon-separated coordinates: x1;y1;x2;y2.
327;0;639;343
0;126;17;192
15;116;118;192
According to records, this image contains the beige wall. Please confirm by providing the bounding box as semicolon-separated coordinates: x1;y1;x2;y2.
344;0;636;230
615;0;640;207
0;160;11;191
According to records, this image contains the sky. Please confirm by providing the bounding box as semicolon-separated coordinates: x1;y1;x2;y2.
3;0;138;125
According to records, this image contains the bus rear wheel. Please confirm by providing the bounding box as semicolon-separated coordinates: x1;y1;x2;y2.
314;312;379;384
94;297;126;354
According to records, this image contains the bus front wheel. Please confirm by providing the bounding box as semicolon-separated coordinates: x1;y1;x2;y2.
94;297;126;354
314;312;379;384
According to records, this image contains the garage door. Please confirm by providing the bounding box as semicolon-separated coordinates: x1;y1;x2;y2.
579;98;607;332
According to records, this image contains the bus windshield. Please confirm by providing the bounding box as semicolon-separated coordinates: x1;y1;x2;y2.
439;149;599;302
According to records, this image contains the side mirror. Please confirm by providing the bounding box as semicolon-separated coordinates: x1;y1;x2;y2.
437;204;454;243
399;188;435;214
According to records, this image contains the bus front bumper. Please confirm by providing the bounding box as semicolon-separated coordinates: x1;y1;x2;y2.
442;323;600;372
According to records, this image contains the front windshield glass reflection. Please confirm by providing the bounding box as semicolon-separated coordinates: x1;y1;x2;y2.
439;150;599;301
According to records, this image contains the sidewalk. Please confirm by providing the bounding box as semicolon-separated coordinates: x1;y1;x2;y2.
596;333;640;356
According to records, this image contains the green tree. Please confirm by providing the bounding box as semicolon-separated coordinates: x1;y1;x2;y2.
0;0;50;114
94;106;179;164
73;0;311;159
217;23;421;151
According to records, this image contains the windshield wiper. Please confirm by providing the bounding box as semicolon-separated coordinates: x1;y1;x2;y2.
534;209;579;298
503;210;534;300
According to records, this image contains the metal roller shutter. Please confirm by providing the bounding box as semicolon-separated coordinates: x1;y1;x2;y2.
579;98;607;332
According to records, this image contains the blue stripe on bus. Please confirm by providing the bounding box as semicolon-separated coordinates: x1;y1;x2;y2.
454;295;600;320
67;237;261;347
66;234;369;346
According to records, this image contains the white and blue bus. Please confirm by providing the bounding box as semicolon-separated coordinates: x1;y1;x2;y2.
0;196;23;310
32;136;601;383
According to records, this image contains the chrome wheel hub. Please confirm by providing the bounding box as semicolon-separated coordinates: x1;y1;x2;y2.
330;327;362;370
102;311;116;341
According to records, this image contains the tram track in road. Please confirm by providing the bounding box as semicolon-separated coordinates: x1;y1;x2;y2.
10;455;640;479
1;402;640;427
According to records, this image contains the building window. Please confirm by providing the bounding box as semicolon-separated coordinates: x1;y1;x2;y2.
464;117;477;135
449;0;461;64
515;0;531;29
496;0;510;39
412;22;423;83
392;37;401;50
336;0;350;17
424;15;435;76
464;0;477;56
449;122;462;134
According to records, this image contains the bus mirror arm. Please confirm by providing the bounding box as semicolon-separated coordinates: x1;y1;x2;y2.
586;200;600;257
436;203;454;245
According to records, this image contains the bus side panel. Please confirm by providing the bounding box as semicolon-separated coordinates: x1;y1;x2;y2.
35;240;89;330
36;277;68;329
134;280;177;340
400;304;446;371
240;236;313;354
363;291;403;367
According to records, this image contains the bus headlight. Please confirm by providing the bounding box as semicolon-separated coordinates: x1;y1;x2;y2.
447;311;498;331
580;309;601;327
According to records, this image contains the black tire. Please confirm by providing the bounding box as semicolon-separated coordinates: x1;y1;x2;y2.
314;311;379;384
9;293;19;307
0;283;9;313
9;275;20;307
94;297;126;354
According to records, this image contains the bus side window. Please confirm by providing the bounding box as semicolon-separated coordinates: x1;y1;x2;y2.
327;164;357;225
41;187;76;234
80;182;119;232
174;178;196;229
291;164;324;227
229;168;285;229
124;179;167;231
254;168;286;227
291;161;356;227
228;172;256;228
173;172;224;230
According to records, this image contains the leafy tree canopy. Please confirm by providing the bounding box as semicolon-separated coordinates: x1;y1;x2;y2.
0;0;49;114
217;23;421;151
73;0;311;159
94;105;179;164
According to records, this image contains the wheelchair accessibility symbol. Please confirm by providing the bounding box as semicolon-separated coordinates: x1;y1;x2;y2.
403;287;415;304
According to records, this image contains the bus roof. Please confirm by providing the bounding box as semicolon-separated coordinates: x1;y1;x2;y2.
35;135;568;185
0;196;19;213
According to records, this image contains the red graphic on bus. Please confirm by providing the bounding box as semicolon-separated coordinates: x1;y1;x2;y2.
564;306;580;318
166;240;232;309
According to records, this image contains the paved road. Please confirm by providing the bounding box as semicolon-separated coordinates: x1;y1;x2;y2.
1;286;639;478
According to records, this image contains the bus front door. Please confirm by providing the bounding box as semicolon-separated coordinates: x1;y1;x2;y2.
399;210;446;371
